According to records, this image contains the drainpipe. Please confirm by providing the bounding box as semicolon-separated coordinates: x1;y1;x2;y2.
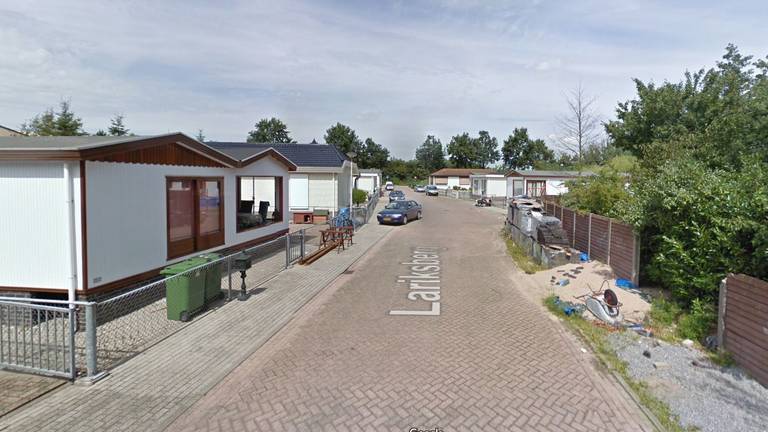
63;162;78;307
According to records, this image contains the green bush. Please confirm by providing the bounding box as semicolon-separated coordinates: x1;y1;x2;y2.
616;156;768;307
677;299;717;342
352;188;368;206
649;298;681;327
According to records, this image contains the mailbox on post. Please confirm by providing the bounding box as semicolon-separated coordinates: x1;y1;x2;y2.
232;253;252;301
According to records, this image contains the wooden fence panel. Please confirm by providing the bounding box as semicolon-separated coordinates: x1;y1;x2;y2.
574;212;590;252
589;215;610;263
561;207;575;247
723;274;768;387
610;223;637;282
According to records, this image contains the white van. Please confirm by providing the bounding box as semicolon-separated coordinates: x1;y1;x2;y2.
385;181;394;191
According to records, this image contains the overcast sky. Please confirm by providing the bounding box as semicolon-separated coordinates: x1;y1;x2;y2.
1;0;767;158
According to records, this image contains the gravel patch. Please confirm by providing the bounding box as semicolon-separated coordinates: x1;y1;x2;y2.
608;331;768;432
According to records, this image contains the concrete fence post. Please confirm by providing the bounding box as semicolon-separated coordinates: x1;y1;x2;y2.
85;303;97;377
607;219;613;266
632;232;641;287
572;211;576;248
587;213;593;258
717;277;728;350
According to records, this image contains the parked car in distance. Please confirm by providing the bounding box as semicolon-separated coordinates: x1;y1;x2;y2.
384;181;394;191
377;200;422;225
425;185;439;196
414;185;426;193
388;190;406;202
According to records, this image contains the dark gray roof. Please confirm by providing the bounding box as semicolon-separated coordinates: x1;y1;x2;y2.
207;142;349;168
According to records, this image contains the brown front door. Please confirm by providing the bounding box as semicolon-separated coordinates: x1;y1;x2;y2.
167;177;224;259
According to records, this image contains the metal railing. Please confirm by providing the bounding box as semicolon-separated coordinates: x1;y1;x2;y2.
0;229;308;380
0;299;77;379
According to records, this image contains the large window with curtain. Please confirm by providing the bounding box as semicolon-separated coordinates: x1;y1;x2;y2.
167;177;224;259
236;176;283;232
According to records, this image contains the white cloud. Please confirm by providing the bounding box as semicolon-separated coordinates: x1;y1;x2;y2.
0;0;767;158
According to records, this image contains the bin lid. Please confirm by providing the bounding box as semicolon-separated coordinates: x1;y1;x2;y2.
160;258;206;275
197;253;222;261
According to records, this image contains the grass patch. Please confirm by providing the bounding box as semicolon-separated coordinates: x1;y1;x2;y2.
500;229;545;274
544;295;693;432
708;350;735;367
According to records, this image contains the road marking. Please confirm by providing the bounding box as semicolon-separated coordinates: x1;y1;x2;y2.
389;246;441;316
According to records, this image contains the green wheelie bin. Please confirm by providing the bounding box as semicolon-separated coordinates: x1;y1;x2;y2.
198;253;223;303
161;258;206;321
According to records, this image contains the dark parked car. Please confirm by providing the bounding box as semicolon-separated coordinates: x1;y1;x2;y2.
388;190;406;202
377;200;422;225
425;185;439;196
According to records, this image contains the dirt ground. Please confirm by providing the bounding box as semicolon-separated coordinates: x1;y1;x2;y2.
524;260;651;323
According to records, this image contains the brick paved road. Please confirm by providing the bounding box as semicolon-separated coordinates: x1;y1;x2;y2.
169;191;653;432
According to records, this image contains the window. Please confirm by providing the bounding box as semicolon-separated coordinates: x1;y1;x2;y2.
513;179;524;196
236;176;283;232
527;180;546;197
167;177;224;259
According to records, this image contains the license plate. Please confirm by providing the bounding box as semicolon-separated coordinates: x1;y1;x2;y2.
383;217;392;222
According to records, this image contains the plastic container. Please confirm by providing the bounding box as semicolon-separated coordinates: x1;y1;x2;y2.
161;258;206;321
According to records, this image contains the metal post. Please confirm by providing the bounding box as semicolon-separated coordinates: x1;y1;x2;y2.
300;229;305;259
227;255;232;301
68;307;76;381
285;233;291;268
85;303;97;377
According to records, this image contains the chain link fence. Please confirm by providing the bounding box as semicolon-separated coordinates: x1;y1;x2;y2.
1;229;309;380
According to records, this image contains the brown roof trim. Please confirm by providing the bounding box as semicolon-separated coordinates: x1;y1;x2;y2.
238;148;298;171
79;133;238;167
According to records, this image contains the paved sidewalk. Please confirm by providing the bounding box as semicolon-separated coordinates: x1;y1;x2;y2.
0;372;64;418
0;222;393;432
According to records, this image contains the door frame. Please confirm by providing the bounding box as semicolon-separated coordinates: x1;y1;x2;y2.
166;176;225;259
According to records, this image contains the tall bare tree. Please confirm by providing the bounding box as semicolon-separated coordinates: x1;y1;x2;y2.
556;84;601;162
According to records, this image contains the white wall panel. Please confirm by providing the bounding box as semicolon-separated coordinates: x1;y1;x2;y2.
86;157;289;288
289;174;309;209
487;178;507;197
308;173;335;210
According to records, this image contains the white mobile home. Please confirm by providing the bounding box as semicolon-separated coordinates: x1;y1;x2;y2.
356;169;381;196
429;168;494;190
0;133;296;299
470;172;506;197
208;142;356;224
505;170;594;198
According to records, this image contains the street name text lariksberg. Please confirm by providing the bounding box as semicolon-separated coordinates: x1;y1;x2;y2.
389;246;441;316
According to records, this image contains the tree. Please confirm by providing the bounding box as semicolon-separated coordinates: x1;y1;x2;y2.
502;128;555;169
108;115;130;136
414;135;445;173
446;132;480;168
357;138;389;170
556;84;601;162
324;123;360;155
195;129;206;142
476;131;500;167
94;129;108;136
606;44;768;168
22;100;85;136
247;117;295;143
382;158;427;183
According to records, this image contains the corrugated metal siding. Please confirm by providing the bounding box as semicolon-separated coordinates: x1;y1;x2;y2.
0;162;72;289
